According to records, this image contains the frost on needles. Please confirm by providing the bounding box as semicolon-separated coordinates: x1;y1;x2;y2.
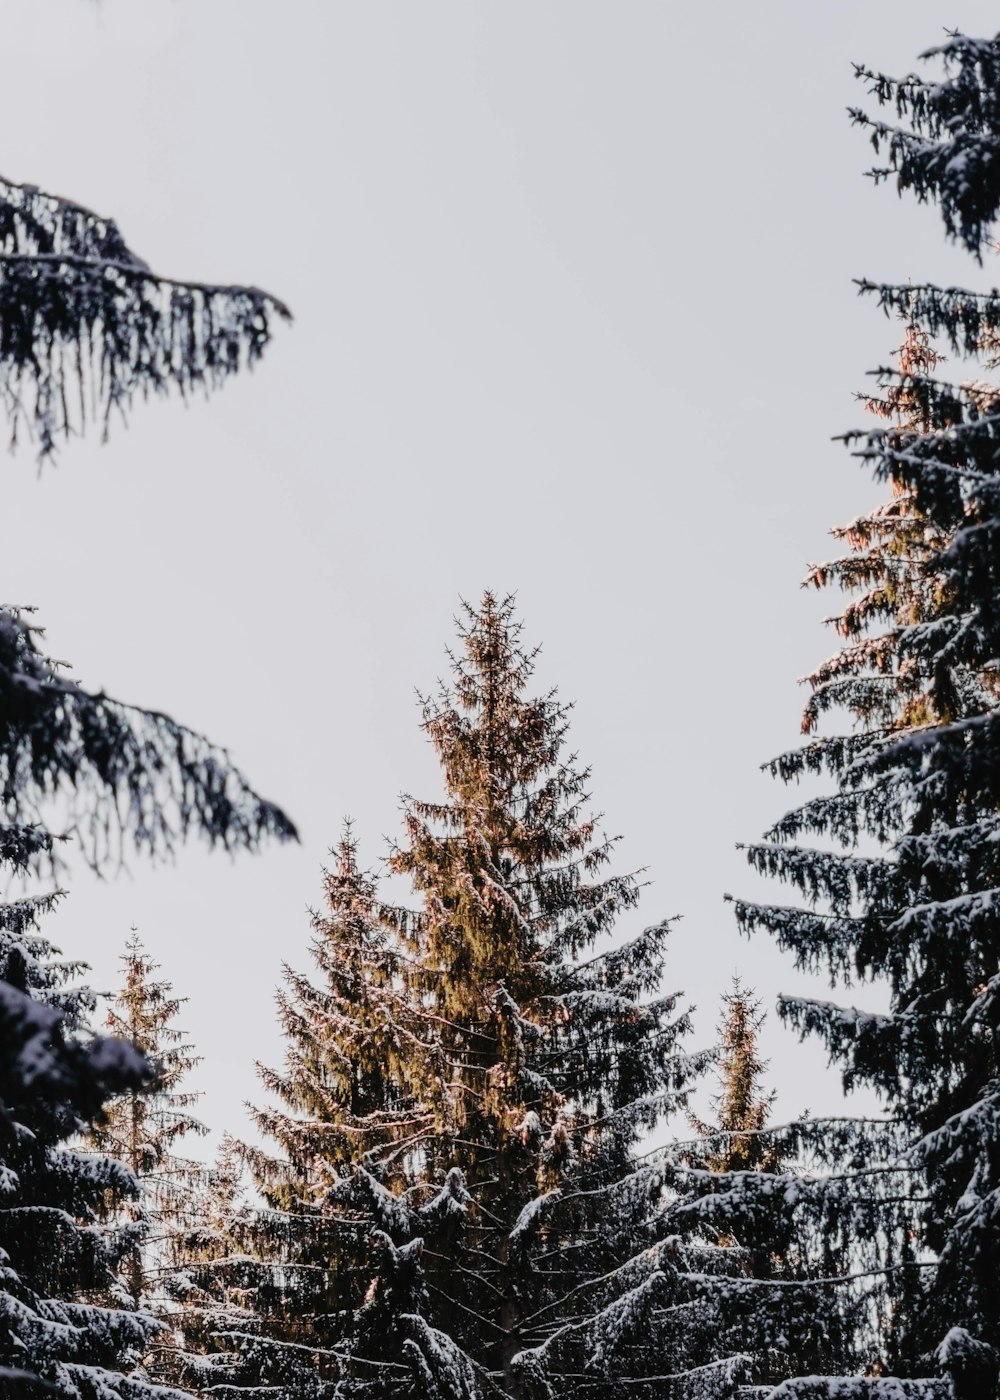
83;931;210;1388
178;593;757;1400
0;823;193;1400
733;26;1000;1400
0;171;290;457
0;605;296;871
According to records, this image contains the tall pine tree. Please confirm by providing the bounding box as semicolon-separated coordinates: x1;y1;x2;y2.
0;825;192;1399
689;978;780;1175
224;594;751;1400
734;29;1000;1400
87;933;206;1317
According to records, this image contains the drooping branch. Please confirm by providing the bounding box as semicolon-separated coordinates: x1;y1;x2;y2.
0;171;291;457
856;280;1000;359
0;606;297;869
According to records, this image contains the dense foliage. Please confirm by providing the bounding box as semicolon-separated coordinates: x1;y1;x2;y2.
215;594;753;1399
734;28;1000;1400
689;979;780;1175
14;18;1000;1400
0;825;189;1399
852;31;1000;258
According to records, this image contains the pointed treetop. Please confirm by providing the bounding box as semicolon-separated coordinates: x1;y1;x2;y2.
393;589;641;1014
87;930;207;1312
851;30;1000;258
233;596;717;1398
104;929;203;1092
691;976;781;1174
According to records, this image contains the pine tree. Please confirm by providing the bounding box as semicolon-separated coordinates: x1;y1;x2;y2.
672;984;867;1391
732;29;1000;1400
690;977;780;1175
0;824;192;1399
142;1137;261;1396
223;595;752;1400
87;933;206;1321
0;170;289;457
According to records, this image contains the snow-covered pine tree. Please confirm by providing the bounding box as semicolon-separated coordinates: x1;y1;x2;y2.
0;823;191;1399
732;30;1000;1400
225;594;752;1400
0;605;296;871
851;31;1000;261
0;607;290;1391
689;978;780;1175
671;985;867;1392
140;1137;262;1395
86;933;206;1321
0;171;289;457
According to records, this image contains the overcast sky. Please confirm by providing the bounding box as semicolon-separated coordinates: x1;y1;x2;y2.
3;0;999;1149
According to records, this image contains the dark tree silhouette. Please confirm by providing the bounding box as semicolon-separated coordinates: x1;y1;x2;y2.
852;31;1000;259
0;171;289;457
0;606;296;871
0;825;193;1399
732;27;1000;1400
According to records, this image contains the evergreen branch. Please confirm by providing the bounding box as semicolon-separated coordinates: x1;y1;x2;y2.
0;249;291;314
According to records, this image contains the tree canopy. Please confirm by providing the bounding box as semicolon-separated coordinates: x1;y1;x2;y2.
733;26;1000;1399
217;594;751;1399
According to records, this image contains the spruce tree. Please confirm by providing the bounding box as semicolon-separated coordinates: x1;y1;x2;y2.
226;595;751;1400
0;170;289;457
87;933;207;1318
0;824;192;1399
142;1137;260;1395
851;31;1000;260
733;29;1000;1399
674;984;865;1391
689;977;780;1175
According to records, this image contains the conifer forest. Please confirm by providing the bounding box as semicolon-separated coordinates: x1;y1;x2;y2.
10;4;1000;1399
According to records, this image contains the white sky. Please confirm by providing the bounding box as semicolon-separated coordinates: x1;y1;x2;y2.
3;0;998;1149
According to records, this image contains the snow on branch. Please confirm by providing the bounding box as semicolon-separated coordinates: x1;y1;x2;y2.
0;171;291;457
851;32;1000;257
0;606;297;868
765;1380;948;1398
